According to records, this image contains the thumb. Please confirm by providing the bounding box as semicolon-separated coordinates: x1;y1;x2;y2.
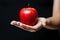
39;17;46;26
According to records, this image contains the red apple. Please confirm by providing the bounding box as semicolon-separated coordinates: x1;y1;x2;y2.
19;8;38;26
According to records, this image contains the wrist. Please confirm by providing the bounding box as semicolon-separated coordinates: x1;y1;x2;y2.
44;17;59;30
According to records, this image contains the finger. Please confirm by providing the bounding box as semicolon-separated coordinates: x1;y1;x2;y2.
40;17;46;26
10;21;33;30
13;22;25;29
10;20;20;26
19;23;37;32
17;25;36;32
21;27;36;32
10;20;22;28
10;20;17;25
10;20;24;28
20;24;34;30
28;29;36;32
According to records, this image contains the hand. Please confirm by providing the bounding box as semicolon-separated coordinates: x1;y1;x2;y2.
10;17;46;32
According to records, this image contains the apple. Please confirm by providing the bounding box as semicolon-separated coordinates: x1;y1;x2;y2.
19;8;38;26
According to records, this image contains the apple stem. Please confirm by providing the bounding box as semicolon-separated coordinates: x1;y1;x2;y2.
28;3;30;7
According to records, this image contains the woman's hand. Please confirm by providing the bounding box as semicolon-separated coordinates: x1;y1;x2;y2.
10;17;46;32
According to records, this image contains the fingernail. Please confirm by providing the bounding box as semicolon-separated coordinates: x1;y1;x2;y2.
10;21;16;25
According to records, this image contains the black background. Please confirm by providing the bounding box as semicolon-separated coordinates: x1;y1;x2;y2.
0;0;60;40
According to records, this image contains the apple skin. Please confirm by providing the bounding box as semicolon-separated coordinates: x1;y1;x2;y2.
19;8;38;26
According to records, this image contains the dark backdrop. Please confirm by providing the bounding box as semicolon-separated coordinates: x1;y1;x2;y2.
0;0;60;40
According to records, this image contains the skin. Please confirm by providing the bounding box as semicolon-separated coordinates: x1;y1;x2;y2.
10;0;60;32
44;0;60;30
